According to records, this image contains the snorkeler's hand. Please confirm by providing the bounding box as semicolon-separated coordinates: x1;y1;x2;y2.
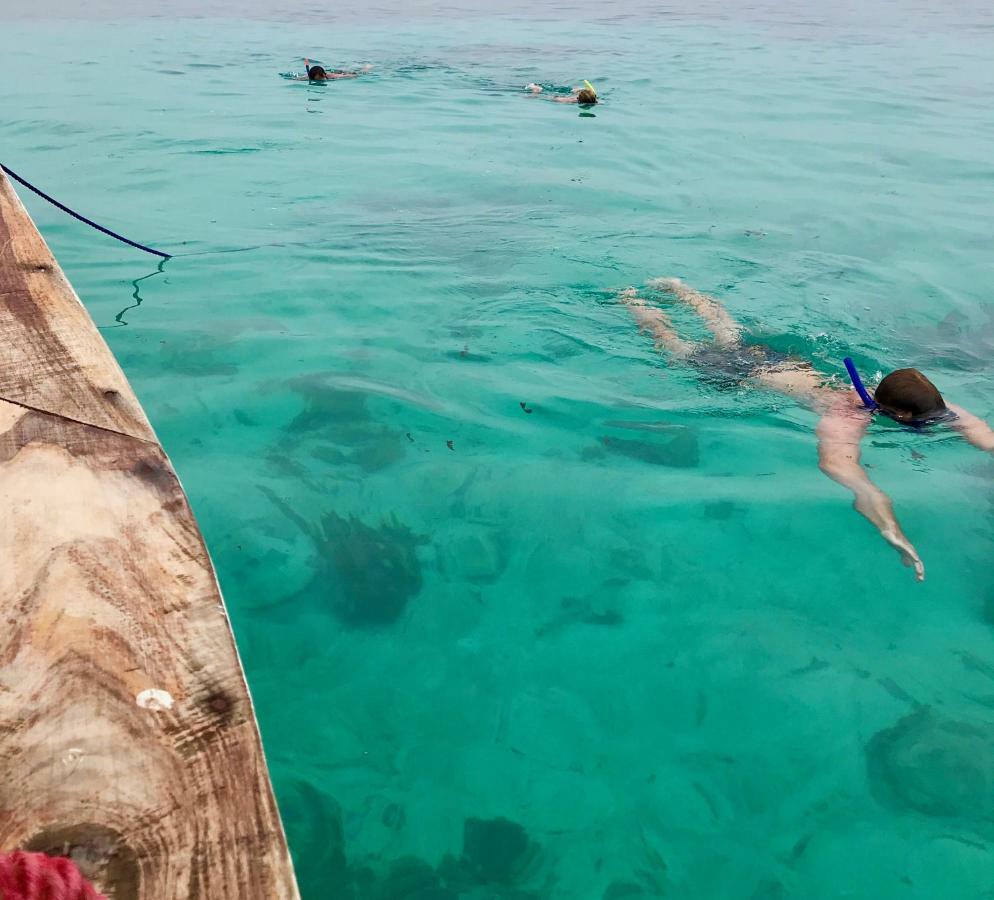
883;528;925;582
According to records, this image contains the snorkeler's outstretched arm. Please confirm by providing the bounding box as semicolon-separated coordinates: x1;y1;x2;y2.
620;288;695;359
816;406;925;581
947;403;994;452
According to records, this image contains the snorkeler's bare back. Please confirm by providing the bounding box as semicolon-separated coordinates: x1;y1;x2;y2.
291;72;360;81
292;59;371;81
752;364;840;407
525;85;591;103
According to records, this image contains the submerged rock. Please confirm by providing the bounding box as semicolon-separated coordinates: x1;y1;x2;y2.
373;857;457;900
603;880;648;899
436;815;544;895
535;594;623;638
749;880;787;900
460;816;541;886
287;380;371;435
599;429;699;468
381;802;406;832
282;377;409;475
233;408;258;427
446;528;504;582
352;432;407;473
866;709;994;825
703;500;741;520
983;591;994;629
580;443;608;462
159;332;239;376
310;430;407;474
277;777;348;897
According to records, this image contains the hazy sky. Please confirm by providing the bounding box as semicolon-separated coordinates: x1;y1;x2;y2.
3;0;994;34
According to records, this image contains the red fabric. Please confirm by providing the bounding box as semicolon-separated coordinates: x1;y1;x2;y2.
0;852;106;900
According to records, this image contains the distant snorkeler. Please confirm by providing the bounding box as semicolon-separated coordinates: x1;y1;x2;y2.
526;79;598;106
288;57;373;82
622;278;994;582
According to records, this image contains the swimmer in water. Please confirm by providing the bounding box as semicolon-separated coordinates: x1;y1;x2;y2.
289;58;372;82
622;278;994;582
526;81;598;106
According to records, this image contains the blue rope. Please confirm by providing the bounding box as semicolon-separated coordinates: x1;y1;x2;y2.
1;163;171;259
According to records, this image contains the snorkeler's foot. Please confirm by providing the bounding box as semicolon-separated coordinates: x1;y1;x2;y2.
647;277;685;295
618;287;644;307
885;529;925;582
901;550;926;582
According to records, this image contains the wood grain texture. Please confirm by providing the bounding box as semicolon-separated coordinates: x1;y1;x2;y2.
0;171;299;899
0;173;153;440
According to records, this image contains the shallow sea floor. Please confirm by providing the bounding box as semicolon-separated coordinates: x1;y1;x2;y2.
4;1;994;896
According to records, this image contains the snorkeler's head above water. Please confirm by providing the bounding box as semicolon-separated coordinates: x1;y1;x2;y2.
307;64;328;81
844;358;953;426
874;368;949;424
577;79;598;105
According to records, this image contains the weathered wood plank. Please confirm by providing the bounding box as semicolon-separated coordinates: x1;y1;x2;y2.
0;171;299;899
0;175;154;441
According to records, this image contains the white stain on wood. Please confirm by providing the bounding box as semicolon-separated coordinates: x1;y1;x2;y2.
135;689;175;712
0;171;299;898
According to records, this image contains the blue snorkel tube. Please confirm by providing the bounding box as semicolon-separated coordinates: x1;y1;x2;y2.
843;357;878;410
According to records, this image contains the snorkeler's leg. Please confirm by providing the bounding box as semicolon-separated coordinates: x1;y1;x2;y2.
620;288;695;359
647;278;743;348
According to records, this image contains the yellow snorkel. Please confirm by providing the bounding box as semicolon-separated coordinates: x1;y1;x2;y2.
583;79;597;97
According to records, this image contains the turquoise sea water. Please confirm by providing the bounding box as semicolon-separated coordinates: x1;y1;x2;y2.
4;2;994;896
